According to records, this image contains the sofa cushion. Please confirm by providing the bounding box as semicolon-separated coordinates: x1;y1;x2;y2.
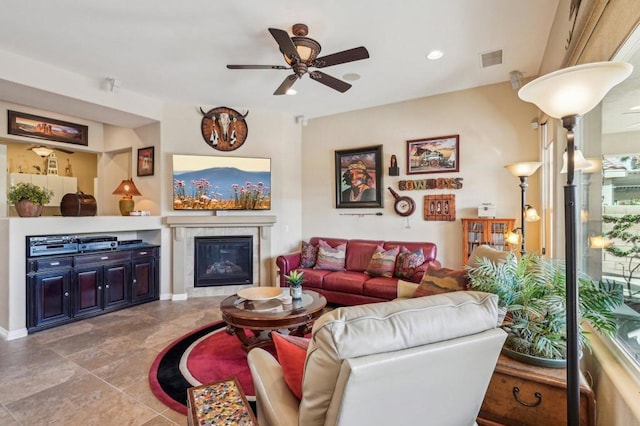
394;247;426;279
300;241;318;268
272;333;310;400
362;276;400;300
323;271;368;294
345;239;385;272
314;240;347;271
414;265;468;297
365;246;399;278
297;268;331;289
396;279;420;299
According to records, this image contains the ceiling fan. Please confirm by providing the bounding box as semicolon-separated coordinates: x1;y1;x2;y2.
227;23;369;95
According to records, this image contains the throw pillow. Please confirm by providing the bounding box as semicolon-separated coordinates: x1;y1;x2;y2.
394;247;426;279
413;265;469;297
365;246;400;277
299;241;318;268
397;279;420;299
314;240;347;271
272;333;310;400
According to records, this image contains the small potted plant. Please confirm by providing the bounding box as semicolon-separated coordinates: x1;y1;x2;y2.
284;270;304;299
467;252;622;367
8;182;54;217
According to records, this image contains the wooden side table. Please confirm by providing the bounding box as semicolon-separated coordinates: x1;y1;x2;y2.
478;354;595;426
187;377;257;426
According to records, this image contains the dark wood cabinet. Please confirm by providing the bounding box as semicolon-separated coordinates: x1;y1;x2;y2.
27;245;159;333
461;218;515;264
478;354;595;426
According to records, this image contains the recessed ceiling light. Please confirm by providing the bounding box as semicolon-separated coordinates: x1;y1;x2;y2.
630;105;640;111
286;88;297;95
343;73;361;81
426;50;444;60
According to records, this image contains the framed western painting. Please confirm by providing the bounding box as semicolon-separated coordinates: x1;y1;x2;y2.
335;145;383;208
137;146;155;177
8;110;89;146
406;135;459;175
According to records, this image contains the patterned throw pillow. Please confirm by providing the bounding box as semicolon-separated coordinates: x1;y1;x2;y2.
299;241;318;268
394;247;426;279
314;240;347;271
365;246;400;277
272;333;310;400
413;265;469;297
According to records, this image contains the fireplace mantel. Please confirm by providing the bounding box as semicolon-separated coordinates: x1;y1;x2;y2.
167;215;277;299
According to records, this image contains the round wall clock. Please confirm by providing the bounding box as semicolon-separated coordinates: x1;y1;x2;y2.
200;106;249;151
388;187;416;217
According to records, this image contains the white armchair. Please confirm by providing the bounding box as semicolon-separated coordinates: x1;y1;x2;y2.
248;291;506;426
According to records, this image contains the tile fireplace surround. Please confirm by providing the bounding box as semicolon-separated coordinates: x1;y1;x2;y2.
167;215;277;299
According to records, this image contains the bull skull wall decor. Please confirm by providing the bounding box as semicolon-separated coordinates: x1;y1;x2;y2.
200;106;249;151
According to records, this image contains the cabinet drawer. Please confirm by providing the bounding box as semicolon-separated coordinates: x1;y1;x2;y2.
131;247;158;259
74;251;131;266
28;257;74;272
479;368;595;426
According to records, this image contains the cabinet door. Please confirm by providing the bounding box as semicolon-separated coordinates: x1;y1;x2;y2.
28;271;72;330
104;263;130;309
131;257;156;303
485;219;514;251
74;268;103;317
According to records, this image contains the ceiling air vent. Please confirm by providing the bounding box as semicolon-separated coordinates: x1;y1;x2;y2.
480;49;503;68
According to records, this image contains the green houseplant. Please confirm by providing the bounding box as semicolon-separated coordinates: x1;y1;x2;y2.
8;182;54;217
467;252;622;366
284;270;305;299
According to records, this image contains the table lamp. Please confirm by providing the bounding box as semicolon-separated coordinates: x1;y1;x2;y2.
112;178;142;216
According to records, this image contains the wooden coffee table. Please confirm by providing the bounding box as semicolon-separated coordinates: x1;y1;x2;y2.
220;289;327;352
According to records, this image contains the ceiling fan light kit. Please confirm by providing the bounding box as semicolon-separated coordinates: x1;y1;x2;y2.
227;23;369;95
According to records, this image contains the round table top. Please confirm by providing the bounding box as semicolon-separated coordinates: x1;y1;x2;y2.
220;288;327;324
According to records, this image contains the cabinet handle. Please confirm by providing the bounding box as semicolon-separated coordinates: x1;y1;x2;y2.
105;284;109;289
98;286;102;290
49;261;60;266
64;292;69;297
132;279;137;284
139;251;148;255
512;387;542;407
101;256;109;260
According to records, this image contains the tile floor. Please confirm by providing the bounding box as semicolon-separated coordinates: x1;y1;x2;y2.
0;296;228;425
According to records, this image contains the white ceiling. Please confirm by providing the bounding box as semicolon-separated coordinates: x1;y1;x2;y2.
0;0;562;125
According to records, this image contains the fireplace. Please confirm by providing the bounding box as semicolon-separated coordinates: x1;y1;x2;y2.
194;236;253;287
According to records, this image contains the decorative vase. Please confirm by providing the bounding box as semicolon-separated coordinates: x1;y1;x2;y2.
15;200;43;217
290;285;303;299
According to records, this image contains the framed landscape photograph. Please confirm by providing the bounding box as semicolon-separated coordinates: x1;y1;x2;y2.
137;146;155;177
406;135;459;175
8;110;89;146
335;145;383;208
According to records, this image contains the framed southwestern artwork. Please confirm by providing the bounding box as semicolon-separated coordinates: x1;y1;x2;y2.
407;135;459;175
335;145;383;208
137;146;155;177
8;110;89;146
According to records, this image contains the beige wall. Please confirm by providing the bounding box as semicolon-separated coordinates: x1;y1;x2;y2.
302;81;541;268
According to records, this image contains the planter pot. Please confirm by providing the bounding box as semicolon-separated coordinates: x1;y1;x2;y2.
15;200;43;217
501;347;567;369
290;285;303;300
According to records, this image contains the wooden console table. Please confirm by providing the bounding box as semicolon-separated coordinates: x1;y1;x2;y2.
478;354;595;426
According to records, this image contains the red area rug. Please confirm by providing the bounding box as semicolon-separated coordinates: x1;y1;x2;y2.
149;321;267;414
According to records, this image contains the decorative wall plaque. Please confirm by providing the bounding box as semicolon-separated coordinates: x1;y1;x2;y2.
423;194;456;221
200;106;249;151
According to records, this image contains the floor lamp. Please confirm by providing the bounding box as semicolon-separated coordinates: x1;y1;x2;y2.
518;61;632;426
505;162;542;255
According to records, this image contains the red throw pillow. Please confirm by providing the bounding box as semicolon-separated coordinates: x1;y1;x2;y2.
272;333;310;400
413;265;469;297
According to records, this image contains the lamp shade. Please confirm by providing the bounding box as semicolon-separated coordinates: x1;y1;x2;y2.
505;162;542;177
560;149;593;173
32;146;53;157
583;157;602;174
524;205;541;222
112;179;142;197
518;61;632;118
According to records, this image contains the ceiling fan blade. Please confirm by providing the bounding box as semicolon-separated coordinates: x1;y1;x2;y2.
274;74;299;95
227;64;290;70
309;71;352;93
312;46;369;68
268;28;300;61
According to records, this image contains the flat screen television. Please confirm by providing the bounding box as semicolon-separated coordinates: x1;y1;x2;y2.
172;154;271;210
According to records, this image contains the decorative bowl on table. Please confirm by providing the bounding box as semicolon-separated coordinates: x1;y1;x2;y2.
237;287;283;301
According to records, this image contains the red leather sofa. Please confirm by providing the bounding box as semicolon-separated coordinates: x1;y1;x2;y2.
276;237;441;305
